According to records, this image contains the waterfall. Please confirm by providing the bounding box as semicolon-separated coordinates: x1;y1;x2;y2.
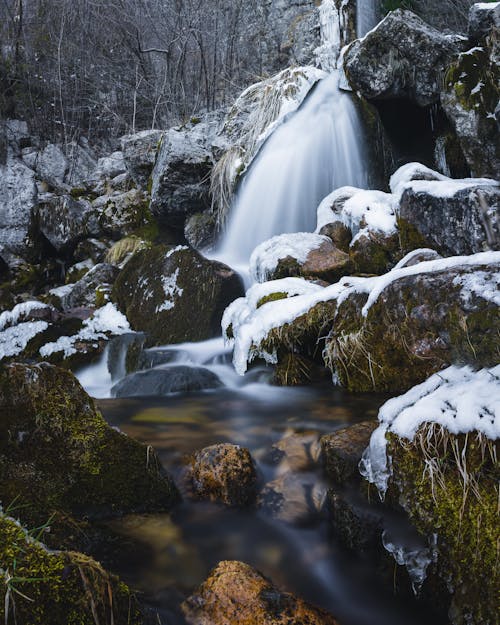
216;0;369;268
356;0;378;38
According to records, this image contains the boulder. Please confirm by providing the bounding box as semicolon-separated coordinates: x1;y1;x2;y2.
184;210;218;250
0;158;37;265
121;129;163;188
398;181;500;255
35;193;100;254
0;363;179;523
95;150;127;179
57;263;119;309
92;188;156;239
187;443;257;507
34;143;68;186
182;560;339;625
468;1;500;43
343;10;467;106
112;365;222;397
150;125;213;229
112;244;244;345
321;421;377;485
64;142;97;185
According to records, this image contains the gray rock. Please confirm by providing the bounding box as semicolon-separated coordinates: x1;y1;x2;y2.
92;189;153;239
65;142;97;185
0;158;37;265
150;125;214;229
121;129;163;188
58;263;119;309
35;144;68;187
95;151;126;179
399;183;500;255
35;193;101;253
0;120;30;161
112;365;222;397
184;211;218;250
344;10;467;106
468;2;500;43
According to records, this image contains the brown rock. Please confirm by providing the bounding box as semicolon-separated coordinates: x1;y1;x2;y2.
182;560;339;625
258;473;325;526
302;239;352;283
189;443;257;507
318;221;353;252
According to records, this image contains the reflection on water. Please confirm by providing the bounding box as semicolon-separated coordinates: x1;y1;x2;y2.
97;386;443;625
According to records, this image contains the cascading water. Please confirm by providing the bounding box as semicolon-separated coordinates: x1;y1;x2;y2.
356;0;379;38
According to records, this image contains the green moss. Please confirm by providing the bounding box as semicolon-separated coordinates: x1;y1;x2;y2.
256;292;288;308
0;513;141;625
94;286;109;308
272;353;316;386
397;217;430;254
387;426;499;625
69;187;86;199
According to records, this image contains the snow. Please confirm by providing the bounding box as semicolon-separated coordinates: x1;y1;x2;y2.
157;268;183;312
359;365;500;495
0;301;50;331
49;284;74;298
0;321;49;360
453;270;500;306
392;248;440;270
250;233;330;283
39;303;130;358
315;0;341;71
315;187;397;241
225;251;500;375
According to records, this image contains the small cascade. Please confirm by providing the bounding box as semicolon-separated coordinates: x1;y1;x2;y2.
356;0;378;38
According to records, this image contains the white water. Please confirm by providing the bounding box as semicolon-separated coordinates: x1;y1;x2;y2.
216;71;368;268
356;0;379;38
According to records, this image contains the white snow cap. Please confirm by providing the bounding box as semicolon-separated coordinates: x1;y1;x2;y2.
360;365;500;495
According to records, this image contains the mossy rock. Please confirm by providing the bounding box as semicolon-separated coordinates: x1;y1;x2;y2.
112;244;244;346
0;363;179;526
387;425;500;625
349;231;400;275
0;513;142;625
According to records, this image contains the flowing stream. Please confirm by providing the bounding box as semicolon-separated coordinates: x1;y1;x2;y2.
75;1;443;623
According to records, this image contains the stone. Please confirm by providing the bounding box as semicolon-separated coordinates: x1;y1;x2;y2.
57;263;119;310
112;365;222;397
182;560;339;625
150;126;213;229
318;221;353;252
302;239;353;283
112;244;244;346
321;421;377;485
395;248;442;268
270;431;322;473
184;210;219;250
92;189;156;239
343;10;467;107
398;183;500;255
188;443;257;507
34;143;68;186
468;2;500;44
0;158;37;265
95;150;127;179
121;129;163;188
258;472;325;525
0;363;179;523
65;142;97;185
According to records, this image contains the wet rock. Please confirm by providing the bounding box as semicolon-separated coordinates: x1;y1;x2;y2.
188;443;257;507
0;158;37;265
344;10;467;107
57;263;119;309
150;125;213;229
398;183;500;255
182;560;339;625
270;431;322;473
184;210;218;250
107;332;146;380
112;365;222;397
35;193;101;254
0;513;142;625
112;244;244;346
258;472;325;525
0;363;179;523
121;129;163;188
321;421;377;486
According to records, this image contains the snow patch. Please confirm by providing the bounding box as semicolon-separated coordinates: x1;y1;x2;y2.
0;321;49;360
0;301;50;331
157;268;183;312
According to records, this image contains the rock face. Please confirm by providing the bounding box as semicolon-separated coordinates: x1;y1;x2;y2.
398;182;500;255
468;1;500;43
92;188;155;239
0;158;37;265
150;126;214;230
0;363;178;522
112;244;244;346
112;365;222;397
188;444;257;507
182;560;339;625
121;129;163;188
344;10;466;106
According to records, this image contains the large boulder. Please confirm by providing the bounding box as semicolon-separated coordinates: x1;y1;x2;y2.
468;1;500;43
112;365;222;397
149;123;214;229
0;363;178;523
121;129;163;188
343;10;467;107
0;158;37;265
92;188;156;239
182;560;339;625
57;263;119;309
187;443;257;507
112;244;244;345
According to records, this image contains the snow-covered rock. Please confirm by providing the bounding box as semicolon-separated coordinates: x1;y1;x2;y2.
343;10;467;106
0;158;37;265
121;129;163;188
54;263;119;310
468;1;500;43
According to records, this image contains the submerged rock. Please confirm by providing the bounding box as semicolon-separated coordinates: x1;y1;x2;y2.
344;10;466;106
112;244;244;346
187;443;257;507
182;560;339;625
0;363;178;523
258;472;325;525
112;365;222;397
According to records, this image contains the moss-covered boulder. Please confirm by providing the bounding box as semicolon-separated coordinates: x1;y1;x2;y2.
93;188;158;241
182;560;339;625
0;363;178;524
112;244;244;346
0;513;141;625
